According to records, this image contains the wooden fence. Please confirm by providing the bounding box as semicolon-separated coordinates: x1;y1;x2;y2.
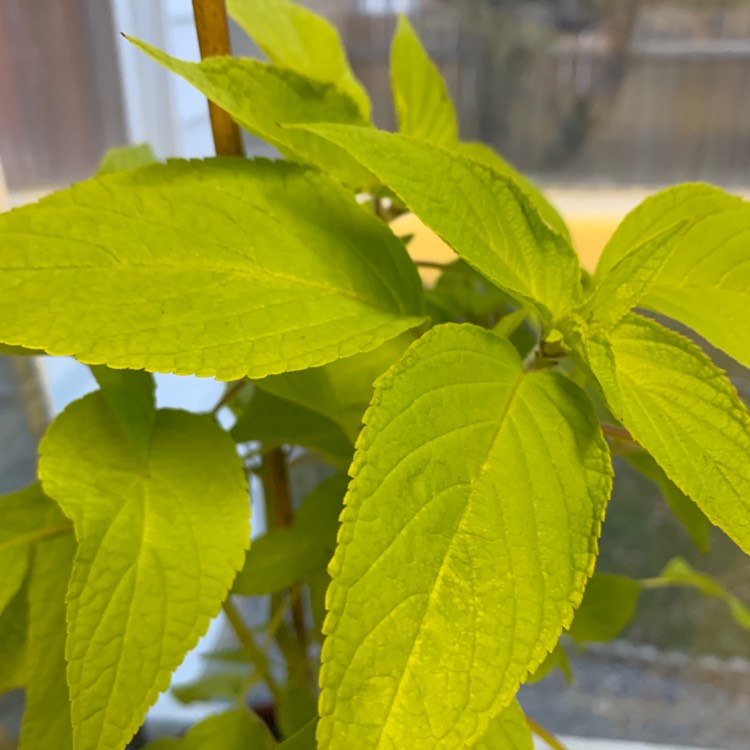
310;0;750;187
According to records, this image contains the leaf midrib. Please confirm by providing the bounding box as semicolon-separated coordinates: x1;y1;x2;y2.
0;522;73;553
372;367;526;749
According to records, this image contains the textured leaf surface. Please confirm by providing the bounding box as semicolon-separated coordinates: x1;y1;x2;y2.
319;323;611;749
573;313;750;556
38;393;250;750
230;387;353;468
625;452;710;553
647;557;750;629
567;573;640;643
473;701;533;750
228;0;370;117
596;184;750;367
97;143;158;175
0;483;72;614
0;159;424;379
596;183;740;278
456;141;570;240
390;15;457;146
130;38;370;187
256;335;412;441
302;125;582;326
581;221;690;332
20;533;76;750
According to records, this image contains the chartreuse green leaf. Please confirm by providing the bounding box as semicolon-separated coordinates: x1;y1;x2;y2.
456;141;570;241
233;473;346;596
625;452;711;553
20;533;76;750
387;15;566;240
473;701;533;750
172;671;247;705
91;367;156;456
390;15;458;146
569;312;750;556
38;392;250;750
279;718;316;749
96;143;158;176
596;184;750;367
227;0;370;118
596;183;740;279
567;573;640;643
129;38;371;188
293;472;348;551
644;557;750;629
166;708;276;749
278;665;317;739
301;124;582;327
426;260;516;324
580;221;691;332
319;323;611;749
527;642;571;685
230;388;353;468
0;483;72;615
233;529;319;597
0;579;29;693
256;335;412;442
0;159;425;380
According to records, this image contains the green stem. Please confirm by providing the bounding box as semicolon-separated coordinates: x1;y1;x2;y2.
0;521;73;553
223;597;283;706
211;379;247;416
527;716;569;750
639;576;690;591
263;591;296;650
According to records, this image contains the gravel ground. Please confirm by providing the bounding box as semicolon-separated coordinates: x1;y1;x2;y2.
520;642;750;749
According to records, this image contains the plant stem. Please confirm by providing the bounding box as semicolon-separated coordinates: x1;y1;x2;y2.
263;590;298;650
4;521;73;548
414;260;451;271
223;597;283;707
211;379;247;416
191;0;245;158
193;0;306;707
527;716;569;750
260;451;310;667
600;423;637;444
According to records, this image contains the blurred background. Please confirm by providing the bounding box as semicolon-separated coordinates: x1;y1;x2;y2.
2;1;750;748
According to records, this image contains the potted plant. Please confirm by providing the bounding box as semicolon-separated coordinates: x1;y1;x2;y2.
1;1;750;749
